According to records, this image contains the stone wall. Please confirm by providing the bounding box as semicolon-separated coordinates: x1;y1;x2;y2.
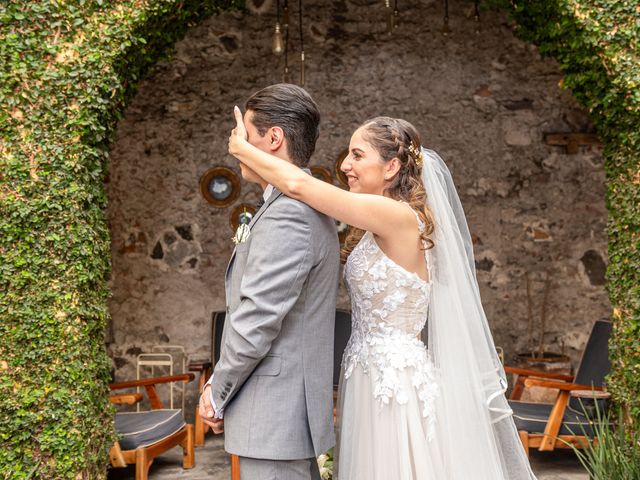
106;0;611;407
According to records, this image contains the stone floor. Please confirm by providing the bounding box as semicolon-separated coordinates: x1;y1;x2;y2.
107;435;588;480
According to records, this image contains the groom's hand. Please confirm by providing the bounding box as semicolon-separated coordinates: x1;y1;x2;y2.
199;385;224;434
228;105;247;157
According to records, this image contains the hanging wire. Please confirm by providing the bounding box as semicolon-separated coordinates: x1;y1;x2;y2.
299;0;305;85
393;0;399;31
474;0;480;34
284;6;290;83
387;0;399;34
283;0;290;31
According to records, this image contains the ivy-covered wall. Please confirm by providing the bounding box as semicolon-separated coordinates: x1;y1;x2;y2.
0;1;241;478
504;0;640;425
0;0;637;478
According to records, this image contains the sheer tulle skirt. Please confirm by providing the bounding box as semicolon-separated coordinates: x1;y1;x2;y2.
335;363;446;480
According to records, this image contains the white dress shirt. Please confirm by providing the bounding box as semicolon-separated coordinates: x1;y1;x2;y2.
262;183;274;202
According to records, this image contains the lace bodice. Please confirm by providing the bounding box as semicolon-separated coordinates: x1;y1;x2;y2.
343;223;439;438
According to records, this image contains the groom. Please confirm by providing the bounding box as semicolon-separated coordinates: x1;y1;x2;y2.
199;84;340;480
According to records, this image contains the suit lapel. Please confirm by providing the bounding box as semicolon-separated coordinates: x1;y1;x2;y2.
225;188;284;283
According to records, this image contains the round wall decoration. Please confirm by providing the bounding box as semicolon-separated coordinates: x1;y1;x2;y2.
229;203;257;231
334;149;349;187
310;166;333;184
336;220;349;245
200;167;241;207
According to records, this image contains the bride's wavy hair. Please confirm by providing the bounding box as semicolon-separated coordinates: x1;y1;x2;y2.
341;116;435;264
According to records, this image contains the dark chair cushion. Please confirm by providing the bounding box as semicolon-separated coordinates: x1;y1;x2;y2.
115;409;186;450
510;400;596;437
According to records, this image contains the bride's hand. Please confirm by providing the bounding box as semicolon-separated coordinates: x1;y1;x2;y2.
228;106;248;157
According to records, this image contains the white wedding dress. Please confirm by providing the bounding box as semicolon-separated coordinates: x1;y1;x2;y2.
336;215;448;479
334;150;537;480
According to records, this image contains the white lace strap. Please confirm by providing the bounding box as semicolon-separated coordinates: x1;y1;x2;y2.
400;201;430;278
400;201;426;234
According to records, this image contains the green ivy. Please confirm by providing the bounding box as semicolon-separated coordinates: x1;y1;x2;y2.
0;0;638;478
503;0;640;428
0;1;242;478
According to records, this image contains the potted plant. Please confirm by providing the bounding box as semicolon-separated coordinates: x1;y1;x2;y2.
517;270;572;372
567;402;640;480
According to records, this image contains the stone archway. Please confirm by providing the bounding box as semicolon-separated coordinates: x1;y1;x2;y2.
106;0;610;413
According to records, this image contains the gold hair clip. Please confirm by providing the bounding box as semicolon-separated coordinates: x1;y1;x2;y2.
407;143;424;167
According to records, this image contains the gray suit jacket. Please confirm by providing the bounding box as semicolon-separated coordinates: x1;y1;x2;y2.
209;187;340;460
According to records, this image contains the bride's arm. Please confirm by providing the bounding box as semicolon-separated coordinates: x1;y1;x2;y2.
229;107;415;239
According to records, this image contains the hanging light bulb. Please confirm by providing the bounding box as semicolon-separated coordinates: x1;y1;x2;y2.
273;1;284;55
442;0;451;36
273;24;284;55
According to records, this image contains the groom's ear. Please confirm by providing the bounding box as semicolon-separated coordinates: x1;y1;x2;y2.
267;126;285;152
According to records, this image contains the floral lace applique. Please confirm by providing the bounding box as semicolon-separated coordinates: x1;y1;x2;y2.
343;230;439;439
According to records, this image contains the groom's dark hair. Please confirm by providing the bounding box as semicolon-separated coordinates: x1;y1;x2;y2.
245;84;320;167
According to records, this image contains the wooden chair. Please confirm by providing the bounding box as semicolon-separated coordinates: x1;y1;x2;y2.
188;360;213;447
187;311;225;447
506;320;612;455
196;310;240;480
108;374;195;480
333;309;352;418
334;310;352;388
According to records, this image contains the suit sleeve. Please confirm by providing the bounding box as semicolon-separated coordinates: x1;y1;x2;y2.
208;200;312;411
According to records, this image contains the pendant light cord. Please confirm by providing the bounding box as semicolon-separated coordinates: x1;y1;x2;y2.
299;0;304;54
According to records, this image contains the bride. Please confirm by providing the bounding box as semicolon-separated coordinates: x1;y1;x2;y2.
228;107;537;479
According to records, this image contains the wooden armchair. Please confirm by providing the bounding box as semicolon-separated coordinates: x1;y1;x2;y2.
507;320;612;455
108;374;195;480
505;366;574;402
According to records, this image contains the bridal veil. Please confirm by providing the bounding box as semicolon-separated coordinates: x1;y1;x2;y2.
422;148;537;479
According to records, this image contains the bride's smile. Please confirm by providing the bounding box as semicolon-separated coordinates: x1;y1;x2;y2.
341;127;400;196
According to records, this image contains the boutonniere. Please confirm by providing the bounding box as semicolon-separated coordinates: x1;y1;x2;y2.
232;207;251;245
232;223;250;245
